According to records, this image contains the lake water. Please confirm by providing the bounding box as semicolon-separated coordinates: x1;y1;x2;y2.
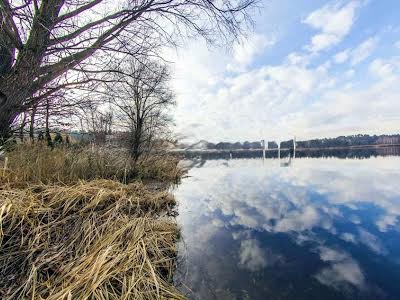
173;151;400;299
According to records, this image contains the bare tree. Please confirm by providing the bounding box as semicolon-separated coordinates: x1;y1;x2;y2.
18;111;27;141
29;103;38;142
81;105;113;144
0;0;256;142
108;58;174;160
16;78;105;146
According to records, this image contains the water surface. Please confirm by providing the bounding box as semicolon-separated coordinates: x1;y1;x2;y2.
174;153;400;299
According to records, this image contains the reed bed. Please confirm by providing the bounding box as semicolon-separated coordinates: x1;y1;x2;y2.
0;180;184;299
134;154;185;183
1;143;184;185
0;144;186;299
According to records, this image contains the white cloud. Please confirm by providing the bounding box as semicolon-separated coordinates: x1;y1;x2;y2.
239;239;268;271
334;49;349;63
340;232;357;243
303;1;360;52
168;1;397;143
369;57;399;78
174;53;400;142
344;69;355;78
308;34;341;52
227;33;276;72
173;51;336;142
280;56;400;139
314;247;366;290
376;215;398;232
333;37;378;65
318;247;348;262
286;52;314;66
315;258;365;289
395;41;400;49
275;206;321;232
350;37;378;65
358;228;387;255
263;63;318;94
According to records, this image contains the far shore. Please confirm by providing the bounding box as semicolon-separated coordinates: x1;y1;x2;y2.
171;143;400;153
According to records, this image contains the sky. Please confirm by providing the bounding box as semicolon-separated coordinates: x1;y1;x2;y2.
167;0;400;143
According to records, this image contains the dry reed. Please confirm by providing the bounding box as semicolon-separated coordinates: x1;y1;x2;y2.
0;144;186;299
1;144;184;185
0;180;185;299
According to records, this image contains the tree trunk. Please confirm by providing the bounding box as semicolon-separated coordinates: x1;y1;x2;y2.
19;112;27;142
0;76;34;143
0;1;62;142
45;99;53;148
29;105;37;143
131;120;143;161
0;92;18;144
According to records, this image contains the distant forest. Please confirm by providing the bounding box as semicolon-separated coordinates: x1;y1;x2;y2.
199;134;400;150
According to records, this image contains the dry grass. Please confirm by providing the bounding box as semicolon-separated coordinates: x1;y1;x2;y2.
0;144;186;299
1;143;184;185
134;154;185;183
0;180;185;299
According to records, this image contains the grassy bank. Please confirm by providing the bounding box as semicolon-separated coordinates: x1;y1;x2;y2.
1;144;184;185
0;144;185;299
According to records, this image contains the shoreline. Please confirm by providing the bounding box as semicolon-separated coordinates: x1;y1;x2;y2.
171;144;400;153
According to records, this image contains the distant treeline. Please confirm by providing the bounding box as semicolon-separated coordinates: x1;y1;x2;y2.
286;134;400;149
201;134;400;150
206;141;273;150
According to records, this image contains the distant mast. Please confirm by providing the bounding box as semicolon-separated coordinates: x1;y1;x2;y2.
261;139;266;159
278;142;280;160
293;136;296;159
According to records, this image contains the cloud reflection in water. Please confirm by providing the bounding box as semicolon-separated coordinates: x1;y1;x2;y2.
174;157;400;299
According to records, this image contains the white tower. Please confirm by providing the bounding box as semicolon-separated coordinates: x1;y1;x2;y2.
293;136;296;159
261;139;266;159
